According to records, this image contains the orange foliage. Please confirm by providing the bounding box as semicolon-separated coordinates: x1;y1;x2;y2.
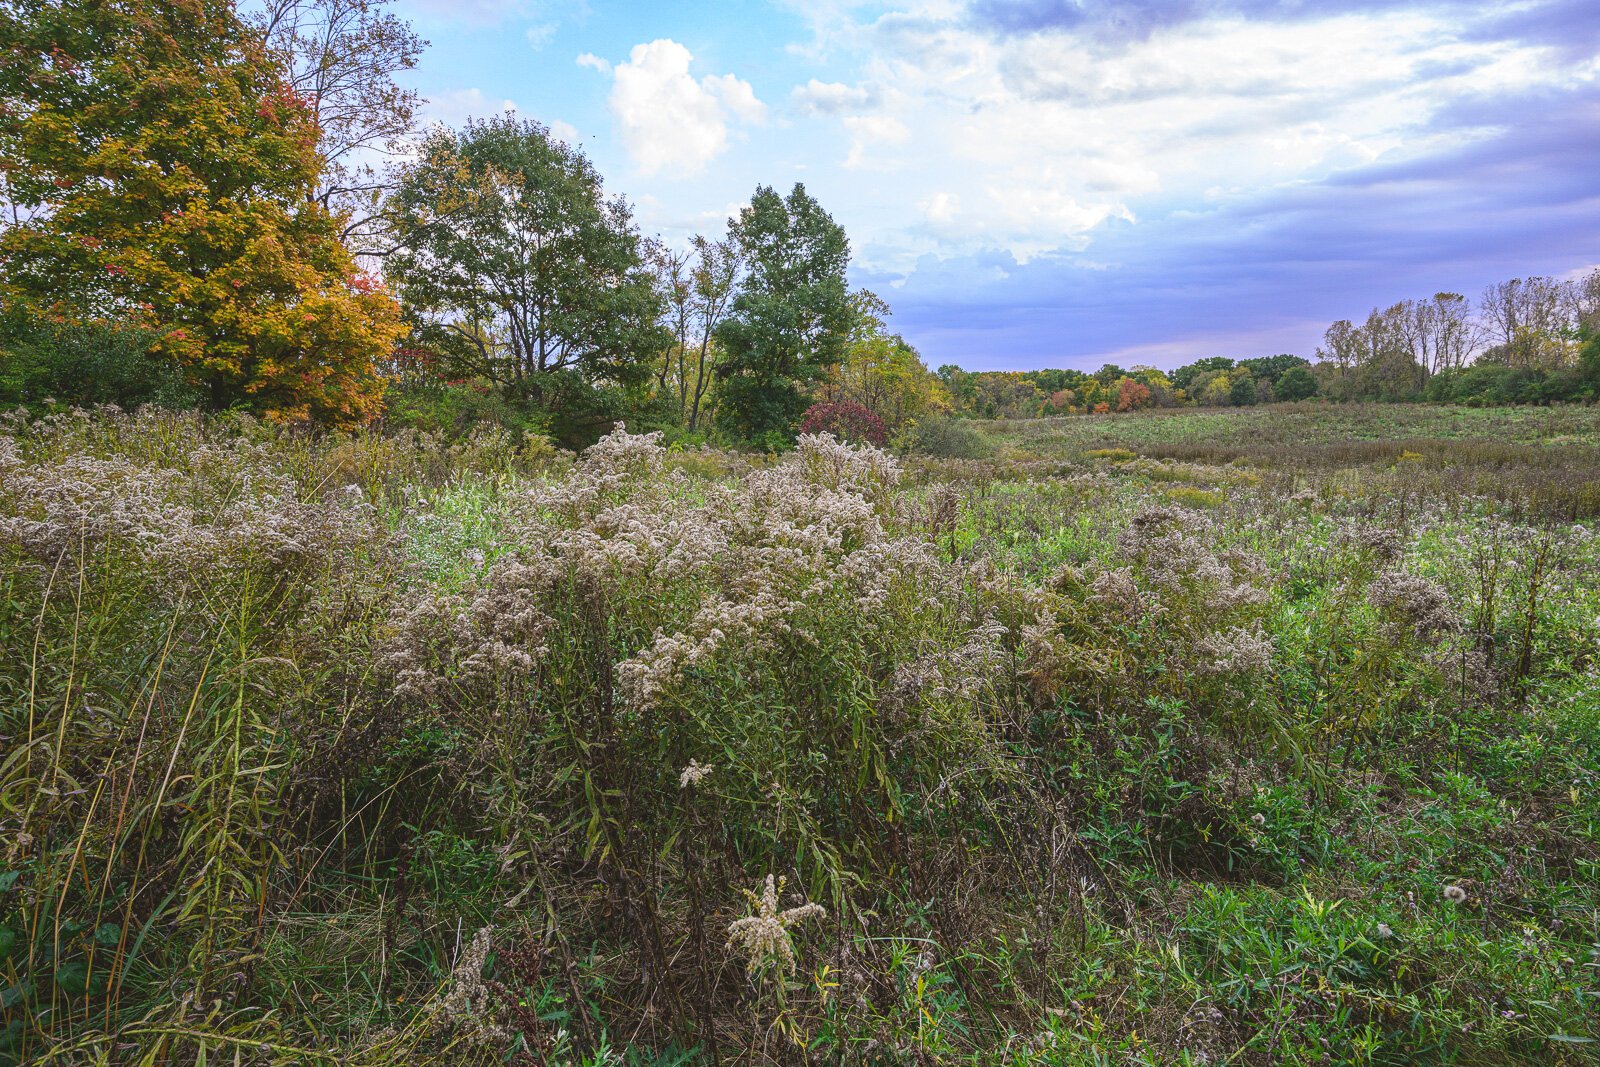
1116;377;1152;412
0;0;401;425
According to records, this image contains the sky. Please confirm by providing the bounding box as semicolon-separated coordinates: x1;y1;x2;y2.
391;0;1600;371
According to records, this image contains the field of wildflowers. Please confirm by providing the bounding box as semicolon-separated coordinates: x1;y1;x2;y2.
2;404;1598;1064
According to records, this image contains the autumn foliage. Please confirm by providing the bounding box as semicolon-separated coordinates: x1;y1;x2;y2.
0;0;402;424
1116;376;1152;411
798;400;889;445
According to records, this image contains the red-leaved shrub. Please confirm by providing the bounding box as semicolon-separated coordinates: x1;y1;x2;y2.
799;401;889;445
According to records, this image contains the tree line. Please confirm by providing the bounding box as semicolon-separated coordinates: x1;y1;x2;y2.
933;355;1319;420
935;276;1600;420
3;0;1595;438
0;0;954;447
1312;277;1600;405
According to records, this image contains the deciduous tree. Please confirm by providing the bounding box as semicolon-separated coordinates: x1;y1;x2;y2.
820;289;949;430
686;233;741;431
249;0;425;251
1480;277;1568;369
0;0;401;424
387;116;666;437
714;183;850;443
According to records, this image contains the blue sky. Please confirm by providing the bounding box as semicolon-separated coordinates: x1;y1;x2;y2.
392;0;1600;371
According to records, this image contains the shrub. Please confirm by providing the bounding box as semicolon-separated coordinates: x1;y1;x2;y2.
0;319;200;410
381;379;546;439
798;399;889;445
904;415;986;458
3;407;1598;1063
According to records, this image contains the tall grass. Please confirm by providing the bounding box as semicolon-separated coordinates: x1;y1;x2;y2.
2;405;1597;1064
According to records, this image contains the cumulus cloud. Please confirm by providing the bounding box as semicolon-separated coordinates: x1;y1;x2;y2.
874;79;1600;370
919;191;961;224
786;0;1594;266
842;114;910;168
765;0;1599;367
586;39;766;177
547;118;581;145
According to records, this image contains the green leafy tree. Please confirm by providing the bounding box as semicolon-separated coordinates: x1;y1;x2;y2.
387;116;666;441
1276;364;1319;401
0;0;402;424
1171;356;1235;395
714;183;851;444
1229;374;1258;406
1238;353;1310;384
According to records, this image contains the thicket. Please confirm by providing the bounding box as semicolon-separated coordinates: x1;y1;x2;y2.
2;406;1596;1064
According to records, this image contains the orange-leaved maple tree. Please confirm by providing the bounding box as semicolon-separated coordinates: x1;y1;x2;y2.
0;0;402;424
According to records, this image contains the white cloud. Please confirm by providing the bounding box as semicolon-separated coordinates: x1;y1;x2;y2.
416;90;578;158
525;21;558;49
421;87;521;128
703;72;768;124
575;52;611;74
588;39;767;177
791;78;877;115
548;118;581;145
785;5;1592;265
842;114;909;168
919;191;960;223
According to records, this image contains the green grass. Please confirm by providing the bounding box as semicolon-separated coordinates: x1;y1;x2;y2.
981;402;1600;452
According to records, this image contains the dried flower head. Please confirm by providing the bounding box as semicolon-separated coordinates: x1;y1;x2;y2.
434;925;511;1049
1088;567;1144;622
1343;524;1405;563
1443;884;1467;904
679;760;714;788
726;874;826;974
1193;626;1275;676
1368;570;1460;641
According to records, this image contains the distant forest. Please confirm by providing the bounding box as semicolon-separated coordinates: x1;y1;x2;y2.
940;272;1600;419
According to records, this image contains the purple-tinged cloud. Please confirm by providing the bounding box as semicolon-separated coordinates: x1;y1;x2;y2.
868;82;1600;371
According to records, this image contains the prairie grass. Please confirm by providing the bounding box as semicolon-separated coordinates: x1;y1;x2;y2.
2;404;1597;1065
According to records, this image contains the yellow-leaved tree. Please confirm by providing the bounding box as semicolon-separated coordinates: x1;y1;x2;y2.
0;0;402;424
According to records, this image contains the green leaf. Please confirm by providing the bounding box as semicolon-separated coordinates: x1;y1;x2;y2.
1;980;30;1011
53;961;89;996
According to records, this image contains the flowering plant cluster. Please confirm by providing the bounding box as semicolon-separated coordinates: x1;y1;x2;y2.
3;406;1597;1063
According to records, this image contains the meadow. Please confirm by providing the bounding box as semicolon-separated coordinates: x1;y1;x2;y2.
2;403;1598;1065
